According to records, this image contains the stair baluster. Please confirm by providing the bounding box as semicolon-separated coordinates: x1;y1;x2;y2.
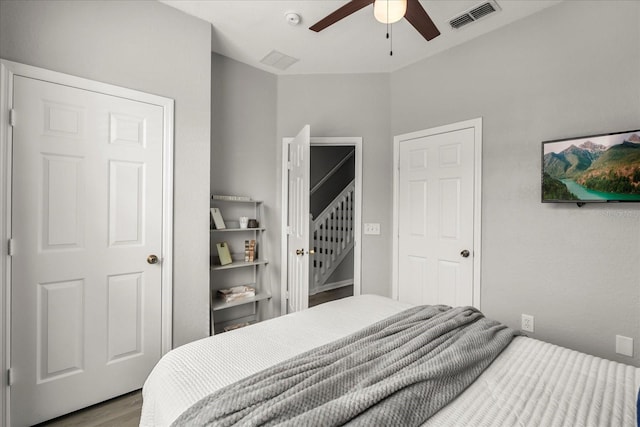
310;180;355;292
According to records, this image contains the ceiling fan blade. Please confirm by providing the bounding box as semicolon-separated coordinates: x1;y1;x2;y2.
405;0;440;41
309;0;375;32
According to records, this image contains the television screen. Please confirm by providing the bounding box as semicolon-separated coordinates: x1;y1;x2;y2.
542;129;640;203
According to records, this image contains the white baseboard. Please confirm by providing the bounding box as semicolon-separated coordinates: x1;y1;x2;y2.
309;279;353;296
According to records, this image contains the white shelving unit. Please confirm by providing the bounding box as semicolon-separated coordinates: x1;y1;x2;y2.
209;197;271;334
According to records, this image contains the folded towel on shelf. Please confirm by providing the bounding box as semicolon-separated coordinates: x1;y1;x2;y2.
217;285;256;303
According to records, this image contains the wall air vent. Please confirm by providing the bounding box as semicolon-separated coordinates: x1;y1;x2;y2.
449;0;501;30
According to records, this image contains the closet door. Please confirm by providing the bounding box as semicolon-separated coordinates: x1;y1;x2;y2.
397;126;476;307
11;75;164;425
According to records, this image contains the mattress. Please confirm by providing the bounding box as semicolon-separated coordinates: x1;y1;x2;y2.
140;295;640;426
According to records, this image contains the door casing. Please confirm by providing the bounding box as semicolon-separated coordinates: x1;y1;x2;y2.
392;118;482;308
0;59;174;425
281;136;363;315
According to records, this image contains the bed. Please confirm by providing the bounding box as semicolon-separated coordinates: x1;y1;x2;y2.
141;295;640;426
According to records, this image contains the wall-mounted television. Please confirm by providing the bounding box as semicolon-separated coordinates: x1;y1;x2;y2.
542;129;640;204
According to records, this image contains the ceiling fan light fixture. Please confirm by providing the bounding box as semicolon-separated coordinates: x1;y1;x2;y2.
373;0;407;24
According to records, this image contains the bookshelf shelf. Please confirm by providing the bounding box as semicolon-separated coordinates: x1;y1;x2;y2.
211;290;272;311
209;197;271;335
210;228;266;233
211;259;268;271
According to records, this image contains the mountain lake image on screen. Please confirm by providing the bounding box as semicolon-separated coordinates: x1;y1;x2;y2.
542;129;640;203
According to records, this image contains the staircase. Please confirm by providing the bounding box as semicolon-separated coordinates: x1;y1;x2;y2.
310;180;355;292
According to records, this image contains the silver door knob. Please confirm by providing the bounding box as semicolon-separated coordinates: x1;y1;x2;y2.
460;250;470;258
147;254;159;264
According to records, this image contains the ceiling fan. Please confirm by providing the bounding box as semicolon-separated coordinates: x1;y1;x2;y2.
309;0;440;42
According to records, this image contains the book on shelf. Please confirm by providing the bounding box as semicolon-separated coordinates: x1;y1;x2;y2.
216;242;232;266
217;285;256;303
244;239;256;262
210;207;226;230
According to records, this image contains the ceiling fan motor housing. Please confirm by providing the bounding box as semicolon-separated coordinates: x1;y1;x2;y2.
309;0;440;42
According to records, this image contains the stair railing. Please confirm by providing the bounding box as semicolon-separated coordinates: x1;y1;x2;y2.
311;180;355;290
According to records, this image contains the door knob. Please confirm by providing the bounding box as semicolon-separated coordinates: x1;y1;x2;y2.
296;249;315;256
460;250;470;258
147;254;159;264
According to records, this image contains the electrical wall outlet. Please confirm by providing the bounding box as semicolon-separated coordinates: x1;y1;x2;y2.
615;335;633;357
521;314;534;333
363;223;381;235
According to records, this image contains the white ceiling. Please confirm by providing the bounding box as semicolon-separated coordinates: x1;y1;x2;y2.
160;0;563;75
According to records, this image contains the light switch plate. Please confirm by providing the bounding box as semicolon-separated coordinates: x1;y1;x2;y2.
363;223;380;235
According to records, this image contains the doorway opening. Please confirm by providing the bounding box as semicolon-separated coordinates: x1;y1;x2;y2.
308;145;356;307
281;133;362;315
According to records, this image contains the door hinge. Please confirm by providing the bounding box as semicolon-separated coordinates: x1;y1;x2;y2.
287;161;292;170
9;109;16;127
7;368;13;386
8;238;15;256
286;226;292;235
284;291;289;300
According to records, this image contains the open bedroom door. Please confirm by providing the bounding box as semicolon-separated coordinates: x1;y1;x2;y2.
285;125;311;313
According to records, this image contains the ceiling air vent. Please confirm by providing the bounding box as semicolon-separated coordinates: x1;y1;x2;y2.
449;0;501;30
260;50;299;71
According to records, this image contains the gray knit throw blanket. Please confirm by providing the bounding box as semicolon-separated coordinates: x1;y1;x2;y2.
172;305;518;427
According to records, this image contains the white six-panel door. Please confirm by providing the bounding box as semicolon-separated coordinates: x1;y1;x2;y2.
396;124;479;308
286;125;311;313
10;75;164;425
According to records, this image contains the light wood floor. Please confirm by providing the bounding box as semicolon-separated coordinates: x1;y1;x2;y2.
36;390;142;427
309;284;353;307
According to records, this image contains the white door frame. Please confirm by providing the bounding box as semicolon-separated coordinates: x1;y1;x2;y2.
392;118;482;308
281;136;363;315
0;59;174;425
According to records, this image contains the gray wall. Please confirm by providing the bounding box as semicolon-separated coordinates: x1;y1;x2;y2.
0;0;212;347
391;0;640;365
211;54;278;318
211;53;277;200
277;74;392;298
211;59;391;312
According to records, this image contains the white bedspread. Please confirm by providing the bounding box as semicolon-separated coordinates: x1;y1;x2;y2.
141;295;640;426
